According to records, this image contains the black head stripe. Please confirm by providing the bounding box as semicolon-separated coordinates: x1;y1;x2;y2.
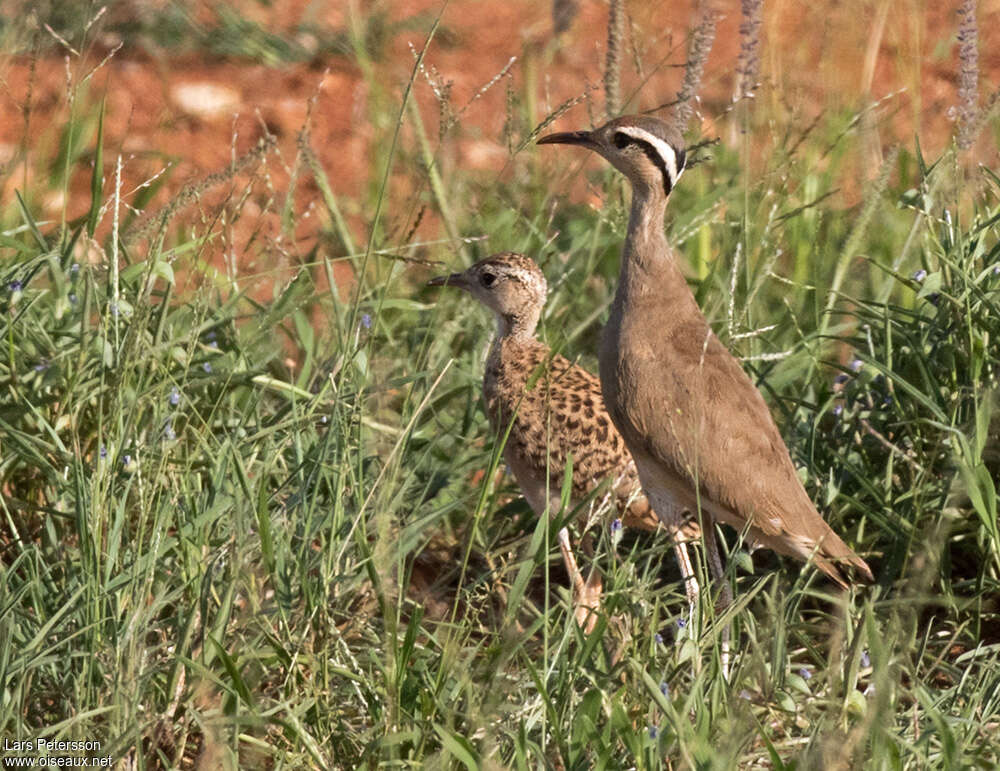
612;131;679;196
633;138;675;195
641;142;674;195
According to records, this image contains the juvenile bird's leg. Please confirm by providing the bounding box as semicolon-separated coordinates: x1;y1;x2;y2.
558;527;600;633
579;530;603;632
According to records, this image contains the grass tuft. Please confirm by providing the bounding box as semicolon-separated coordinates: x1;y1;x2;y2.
1;2;1000;768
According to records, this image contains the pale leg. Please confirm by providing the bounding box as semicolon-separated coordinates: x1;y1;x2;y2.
558;527;600;633
667;526;700;610
644;487;702;610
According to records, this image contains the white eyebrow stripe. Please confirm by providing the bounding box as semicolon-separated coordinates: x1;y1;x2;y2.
616;126;684;186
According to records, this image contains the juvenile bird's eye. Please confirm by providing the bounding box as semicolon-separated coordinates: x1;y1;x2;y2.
481;273;496;287
613;132;631;149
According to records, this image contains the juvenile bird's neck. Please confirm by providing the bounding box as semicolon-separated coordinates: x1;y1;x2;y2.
493;308;539;343
487;311;539;371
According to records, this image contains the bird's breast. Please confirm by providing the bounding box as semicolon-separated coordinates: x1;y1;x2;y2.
599;315;655;446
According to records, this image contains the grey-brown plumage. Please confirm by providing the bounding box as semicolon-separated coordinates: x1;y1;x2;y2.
428;253;699;625
539;116;873;590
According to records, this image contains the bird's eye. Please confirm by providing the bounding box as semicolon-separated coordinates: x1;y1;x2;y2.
613;132;631;149
481;272;496;287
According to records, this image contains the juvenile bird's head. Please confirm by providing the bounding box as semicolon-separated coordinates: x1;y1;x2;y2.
427;252;548;339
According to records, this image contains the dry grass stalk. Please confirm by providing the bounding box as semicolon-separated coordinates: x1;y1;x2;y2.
956;0;980;150
735;0;763;102
124;133;277;244
604;0;625;119
674;0;719;127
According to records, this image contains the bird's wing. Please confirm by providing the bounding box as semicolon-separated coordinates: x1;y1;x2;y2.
624;318;871;583
525;350;633;496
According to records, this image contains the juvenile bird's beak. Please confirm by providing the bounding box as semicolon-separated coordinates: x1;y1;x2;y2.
537;130;597;148
427;272;467;288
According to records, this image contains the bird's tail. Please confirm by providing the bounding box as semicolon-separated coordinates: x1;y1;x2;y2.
813;531;874;589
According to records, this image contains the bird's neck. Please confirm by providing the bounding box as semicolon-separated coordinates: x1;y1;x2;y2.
493;310;539;343
618;188;688;298
487;312;537;370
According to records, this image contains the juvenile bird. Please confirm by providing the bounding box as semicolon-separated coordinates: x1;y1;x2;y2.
428;252;700;629
538;117;873;608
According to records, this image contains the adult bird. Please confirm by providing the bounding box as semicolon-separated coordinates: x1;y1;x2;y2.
538;117;872;617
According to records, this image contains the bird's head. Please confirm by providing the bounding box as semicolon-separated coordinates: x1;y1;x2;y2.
538;114;686;199
427;252;548;338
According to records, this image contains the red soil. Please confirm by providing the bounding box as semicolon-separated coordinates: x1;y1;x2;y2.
1;0;997;296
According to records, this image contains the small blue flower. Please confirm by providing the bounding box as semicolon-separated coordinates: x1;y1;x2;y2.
203;362;212;373
100;445;107;459
912;269;927;282
850;358;863;372
8;280;22;292
164;422;176;441
610;518;623;533
676;617;686;629
110;302;119;317
321;415;328;424
993;264;1000;276
123;454;131;466
659;681;670;696
361;313;372;330
169;387;180;406
834;373;849;386
739;690;752;701
209;340;218;349
860;650;871;668
34;359;48;372
648;726;658;739
70;263;80;273
69;294;77;304
833;404;843;416
799;667;812;680
206;330;217;341
654;633;664;645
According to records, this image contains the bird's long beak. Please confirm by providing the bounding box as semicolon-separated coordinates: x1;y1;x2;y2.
537;130;597;148
427;272;467;288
